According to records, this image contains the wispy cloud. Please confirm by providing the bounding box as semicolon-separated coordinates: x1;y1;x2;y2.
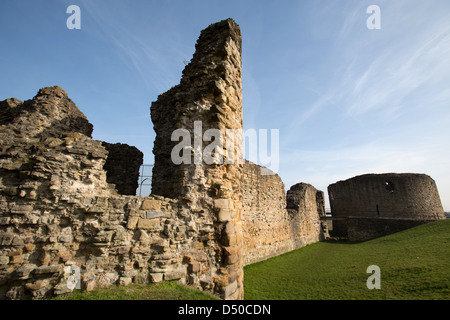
279;1;450;209
298;2;450;123
80;0;189;93
281;134;450;210
341;12;450;121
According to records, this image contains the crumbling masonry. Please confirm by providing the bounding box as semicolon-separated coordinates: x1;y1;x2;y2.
0;19;327;300
1;18;442;300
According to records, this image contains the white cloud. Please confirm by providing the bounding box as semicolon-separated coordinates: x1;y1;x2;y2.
80;0;191;93
274;2;450;211
280;135;450;210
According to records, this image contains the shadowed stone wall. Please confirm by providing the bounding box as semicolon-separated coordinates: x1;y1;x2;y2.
101;142;143;196
328;173;445;241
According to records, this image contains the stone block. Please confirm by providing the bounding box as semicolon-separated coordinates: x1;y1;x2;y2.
0;233;14;246
218;209;236;222
10;204;33;215
15;264;37;279
146;210;165;219
3;187;18;196
88;205;106;214
58;235;73;243
0;255;9;265
222;280;238;298
134;273;148;284
188;261;201;274
0;217;11;225
141;199;161;210
127;216;139;230
221;233;242;246
224;222;237;234
226;253;239;265
9;255;23;264
8;248;22;256
85;279;96;292
25;279;50;291
214;198;229;209
164;267;186;281
94;231;114;243
137;218;160;230
149;273;163;283
34;265;61;275
119;277;132;286
213;275;229;288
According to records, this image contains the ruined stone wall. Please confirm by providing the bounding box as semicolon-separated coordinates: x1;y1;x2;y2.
328;173;446;241
0;19;330;300
151;18;244;300
0;82;244;300
1;19;246;301
286;182;328;245
242;162;327;265
242;162;288;265
101;142;143;196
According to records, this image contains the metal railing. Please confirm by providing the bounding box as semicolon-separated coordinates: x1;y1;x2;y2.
137;164;153;197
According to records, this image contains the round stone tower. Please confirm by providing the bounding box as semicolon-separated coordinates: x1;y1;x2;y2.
328;173;445;241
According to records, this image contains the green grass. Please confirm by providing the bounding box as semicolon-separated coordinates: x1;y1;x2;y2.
244;220;450;300
54;281;218;300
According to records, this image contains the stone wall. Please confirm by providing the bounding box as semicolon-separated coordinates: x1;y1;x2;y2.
0;18;330;300
151;18;244;300
101;142;143;196
286;182;328;245
0;19;248;301
0;87;93;139
242;162;327;265
328;173;446;241
0;83;241;300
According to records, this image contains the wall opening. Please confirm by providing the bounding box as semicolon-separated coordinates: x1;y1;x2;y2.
137;164;153;196
385;180;395;193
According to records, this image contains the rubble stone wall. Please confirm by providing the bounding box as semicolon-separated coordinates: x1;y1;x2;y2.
0;87;196;299
0;83;241;300
150;18;244;300
242;162;327;266
0;19;329;300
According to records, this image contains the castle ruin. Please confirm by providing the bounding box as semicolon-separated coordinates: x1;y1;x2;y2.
0;18;445;300
328;173;445;241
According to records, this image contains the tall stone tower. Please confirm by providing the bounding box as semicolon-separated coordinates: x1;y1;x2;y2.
151;19;244;299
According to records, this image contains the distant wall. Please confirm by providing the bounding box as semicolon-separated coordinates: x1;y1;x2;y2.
242;162;327;265
328;173;445;241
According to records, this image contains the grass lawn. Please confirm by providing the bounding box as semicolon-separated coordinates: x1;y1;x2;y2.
54;280;218;300
244;220;450;300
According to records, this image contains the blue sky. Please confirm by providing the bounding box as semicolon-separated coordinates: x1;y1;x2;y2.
1;0;449;210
